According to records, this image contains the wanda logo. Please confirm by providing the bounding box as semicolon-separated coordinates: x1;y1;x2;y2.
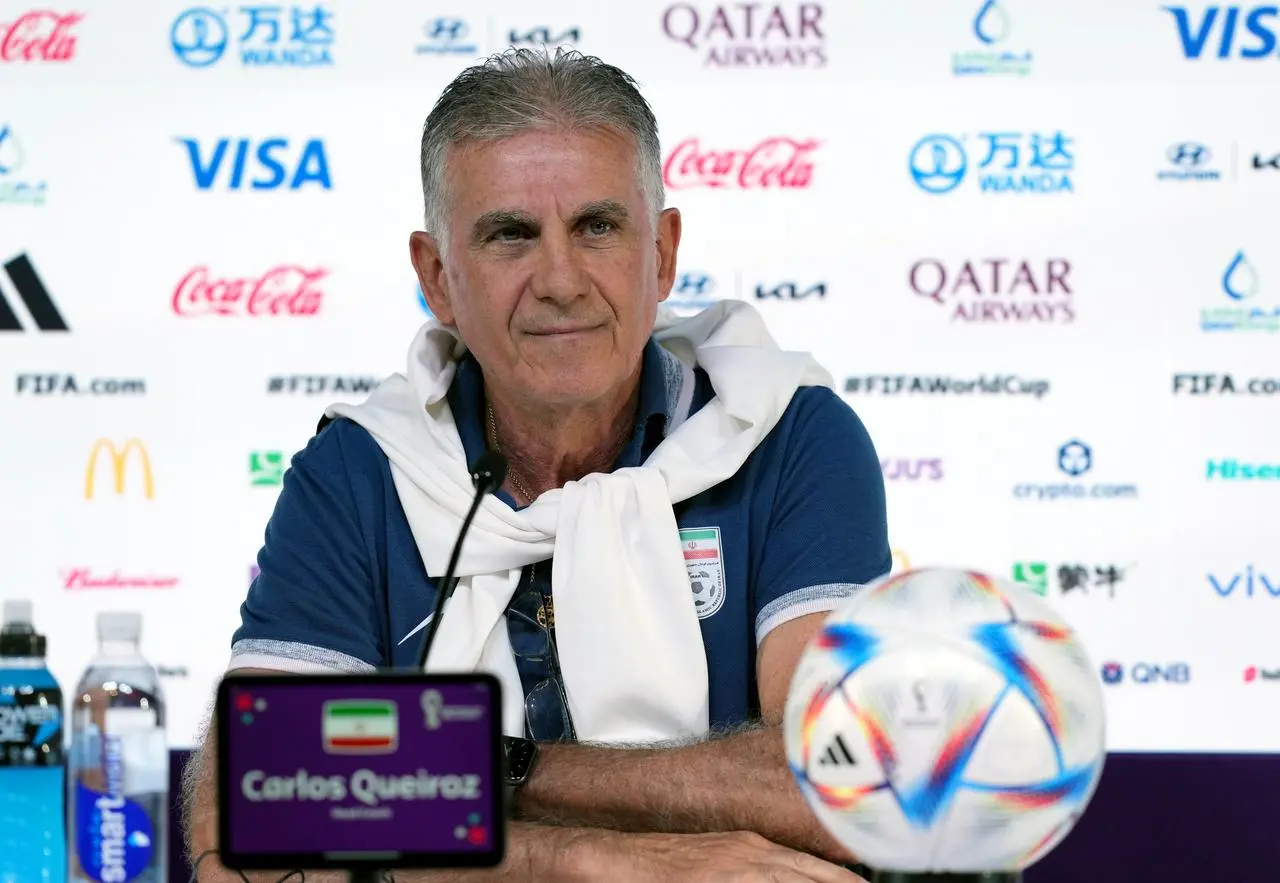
663;136;819;189
173;265;326;317
0;11;81;62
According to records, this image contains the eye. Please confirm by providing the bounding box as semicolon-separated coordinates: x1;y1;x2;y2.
582;218;616;237
491;226;530;243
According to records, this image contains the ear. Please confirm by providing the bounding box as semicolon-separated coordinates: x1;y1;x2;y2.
409;231;455;324
654;208;682;304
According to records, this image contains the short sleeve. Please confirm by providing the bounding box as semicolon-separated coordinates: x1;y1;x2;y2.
229;422;383;673
753;387;891;645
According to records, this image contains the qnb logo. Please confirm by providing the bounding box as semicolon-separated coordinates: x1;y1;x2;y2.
178;138;331;190
0;253;67;332
1012;439;1140;501
1100;662;1191;685
1163;5;1280;59
1208;565;1280;598
84;439;154;500
909;131;1074;196
170;5;335;68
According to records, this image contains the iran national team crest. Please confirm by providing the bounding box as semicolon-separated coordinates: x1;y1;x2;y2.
680;527;725;619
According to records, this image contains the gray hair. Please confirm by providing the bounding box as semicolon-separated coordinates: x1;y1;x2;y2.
419;47;665;251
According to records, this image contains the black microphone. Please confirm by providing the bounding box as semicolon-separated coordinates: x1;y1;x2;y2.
414;450;508;671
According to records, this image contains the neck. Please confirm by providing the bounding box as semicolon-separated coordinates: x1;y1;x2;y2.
486;378;641;503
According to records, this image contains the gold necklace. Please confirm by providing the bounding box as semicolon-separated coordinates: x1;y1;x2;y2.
486;404;538;504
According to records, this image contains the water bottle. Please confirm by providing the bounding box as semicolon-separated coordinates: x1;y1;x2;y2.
0;599;66;883
68;612;167;883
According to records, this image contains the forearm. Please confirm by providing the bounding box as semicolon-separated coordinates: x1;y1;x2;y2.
516;724;845;860
184;730;624;883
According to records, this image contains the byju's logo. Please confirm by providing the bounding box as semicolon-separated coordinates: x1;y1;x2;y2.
416;18;478;55
1013;439;1139;501
882;458;944;481
1163;5;1280;59
953;0;1032;76
1202;250;1278;332
1158;142;1222;181
171;5;334;68
178;138;331;190
909;131;1074;195
909;257;1074;323
508;25;579;46
0;125;46;205
0;253;67;332
1208;565;1280;598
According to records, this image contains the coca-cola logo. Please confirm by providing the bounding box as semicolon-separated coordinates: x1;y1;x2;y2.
0;11;81;62
663;137;819;190
61;569;180;590
173;265;326;317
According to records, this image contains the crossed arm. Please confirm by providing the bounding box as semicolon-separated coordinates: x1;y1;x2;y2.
184;612;853;881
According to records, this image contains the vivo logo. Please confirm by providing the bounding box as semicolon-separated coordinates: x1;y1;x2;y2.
178;138;332;190
1163;5;1280;58
881;458;943;481
1208;566;1280;597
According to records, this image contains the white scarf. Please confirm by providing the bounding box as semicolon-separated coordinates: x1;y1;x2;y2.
325;300;833;743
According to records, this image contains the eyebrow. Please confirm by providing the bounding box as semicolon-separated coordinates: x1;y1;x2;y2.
469;200;632;244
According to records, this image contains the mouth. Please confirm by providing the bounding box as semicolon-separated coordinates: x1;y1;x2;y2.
525;324;604;337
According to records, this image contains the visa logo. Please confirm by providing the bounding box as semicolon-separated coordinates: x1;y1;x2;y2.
177;138;332;190
1162;5;1280;58
1208;565;1280;597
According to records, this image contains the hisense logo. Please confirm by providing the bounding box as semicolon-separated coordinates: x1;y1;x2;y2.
1206;459;1280;480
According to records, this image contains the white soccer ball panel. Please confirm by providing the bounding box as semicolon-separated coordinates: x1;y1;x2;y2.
957;685;1060;788
830;568;1060;633
929;789;1083;872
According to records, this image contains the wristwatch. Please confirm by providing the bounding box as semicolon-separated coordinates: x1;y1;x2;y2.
502;735;539;814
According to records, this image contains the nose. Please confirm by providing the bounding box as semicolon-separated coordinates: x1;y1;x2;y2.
530;228;590;306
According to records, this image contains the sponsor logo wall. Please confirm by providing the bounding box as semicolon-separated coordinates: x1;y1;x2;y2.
1;0;1274;756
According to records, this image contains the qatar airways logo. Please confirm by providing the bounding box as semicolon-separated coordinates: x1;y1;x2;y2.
173;265;326;317
661;3;825;68
664;137;818;190
0;11;81;62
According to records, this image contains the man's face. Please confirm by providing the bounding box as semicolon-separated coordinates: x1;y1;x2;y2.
411;127;681;410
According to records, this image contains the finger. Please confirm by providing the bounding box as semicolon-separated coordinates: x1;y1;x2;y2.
775;850;868;883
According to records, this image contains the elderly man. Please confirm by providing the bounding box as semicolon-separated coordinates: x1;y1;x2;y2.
184;48;889;882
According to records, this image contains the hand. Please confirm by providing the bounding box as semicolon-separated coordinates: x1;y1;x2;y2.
622;830;868;883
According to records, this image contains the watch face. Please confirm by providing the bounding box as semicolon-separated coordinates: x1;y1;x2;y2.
503;737;537;783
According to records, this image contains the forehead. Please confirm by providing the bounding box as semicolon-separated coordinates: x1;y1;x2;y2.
443;126;644;218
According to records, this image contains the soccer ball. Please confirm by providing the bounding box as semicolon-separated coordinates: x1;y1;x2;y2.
783;567;1106;873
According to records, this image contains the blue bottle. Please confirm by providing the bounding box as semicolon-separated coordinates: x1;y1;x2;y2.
0;599;66;883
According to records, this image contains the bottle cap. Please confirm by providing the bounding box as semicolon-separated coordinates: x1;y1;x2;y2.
0;599;45;657
97;611;142;643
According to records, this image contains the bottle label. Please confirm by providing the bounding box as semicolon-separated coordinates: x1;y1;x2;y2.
0;685;63;767
74;734;155;883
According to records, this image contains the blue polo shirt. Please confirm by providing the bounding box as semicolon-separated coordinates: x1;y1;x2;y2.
230;339;891;734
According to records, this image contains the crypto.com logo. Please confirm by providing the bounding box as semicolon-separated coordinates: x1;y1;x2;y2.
84;438;153;499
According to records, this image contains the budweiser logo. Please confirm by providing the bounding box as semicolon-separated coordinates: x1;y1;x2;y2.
663;137;819;190
62;569;180;590
0;11;81;62
173;265;326;316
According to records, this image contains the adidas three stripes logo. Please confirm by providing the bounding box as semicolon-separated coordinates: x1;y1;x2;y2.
0;253;68;332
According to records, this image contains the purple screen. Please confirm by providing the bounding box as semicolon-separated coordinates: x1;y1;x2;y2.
223;680;497;858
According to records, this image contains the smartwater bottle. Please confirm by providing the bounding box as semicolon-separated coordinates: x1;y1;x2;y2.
0;599;66;883
68;612;167;883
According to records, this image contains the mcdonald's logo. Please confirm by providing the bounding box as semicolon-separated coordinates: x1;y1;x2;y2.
84;438;154;499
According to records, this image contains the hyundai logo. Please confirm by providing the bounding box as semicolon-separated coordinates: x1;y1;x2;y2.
1167;142;1210;167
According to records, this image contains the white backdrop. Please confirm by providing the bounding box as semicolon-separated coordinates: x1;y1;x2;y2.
2;0;1278;754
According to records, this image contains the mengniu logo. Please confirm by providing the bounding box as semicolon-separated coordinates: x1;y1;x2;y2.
178;138;331;191
660;3;826;68
909;131;1074;196
0;124;47;205
909;257;1074;323
1208;565;1279;598
171;5;334;68
1163;5;1280;58
1012;439;1140;501
1100;662;1191;685
84;439;154;500
249;450;285;487
1202;250;1278;332
1013;561;1128;597
0;11;81;62
0;253;67;332
953;0;1032;76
